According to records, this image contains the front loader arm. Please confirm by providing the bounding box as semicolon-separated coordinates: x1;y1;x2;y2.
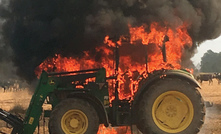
5;68;105;134
21;71;55;134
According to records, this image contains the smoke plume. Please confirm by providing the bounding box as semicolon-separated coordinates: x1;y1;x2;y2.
0;0;221;81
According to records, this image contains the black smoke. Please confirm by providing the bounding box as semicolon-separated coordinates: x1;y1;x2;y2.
0;0;221;82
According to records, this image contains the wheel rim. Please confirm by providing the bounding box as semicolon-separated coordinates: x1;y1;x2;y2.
61;109;88;134
152;91;194;133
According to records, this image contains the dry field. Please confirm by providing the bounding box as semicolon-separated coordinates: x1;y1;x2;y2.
198;79;221;134
0;79;220;134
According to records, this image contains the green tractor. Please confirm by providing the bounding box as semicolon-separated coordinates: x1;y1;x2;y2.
0;45;205;134
0;67;205;134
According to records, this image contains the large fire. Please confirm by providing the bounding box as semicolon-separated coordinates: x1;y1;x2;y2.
35;22;192;133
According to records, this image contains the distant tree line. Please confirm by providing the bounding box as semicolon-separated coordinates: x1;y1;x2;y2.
200;50;221;72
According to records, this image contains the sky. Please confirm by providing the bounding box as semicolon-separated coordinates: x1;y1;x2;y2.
191;36;221;66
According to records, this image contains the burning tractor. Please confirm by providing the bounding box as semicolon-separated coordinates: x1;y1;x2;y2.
0;45;205;134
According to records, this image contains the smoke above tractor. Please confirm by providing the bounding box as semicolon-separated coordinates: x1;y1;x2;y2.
0;0;221;82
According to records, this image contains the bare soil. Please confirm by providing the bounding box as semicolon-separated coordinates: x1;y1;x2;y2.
0;79;220;134
198;79;221;134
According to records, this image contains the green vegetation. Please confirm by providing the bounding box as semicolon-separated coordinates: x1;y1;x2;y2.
200;50;221;72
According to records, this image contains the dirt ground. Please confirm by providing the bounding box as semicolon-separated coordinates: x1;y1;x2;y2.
0;79;220;134
198;79;221;134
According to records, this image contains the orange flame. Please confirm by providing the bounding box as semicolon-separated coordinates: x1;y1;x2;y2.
129;22;192;72
35;22;192;101
97;125;131;134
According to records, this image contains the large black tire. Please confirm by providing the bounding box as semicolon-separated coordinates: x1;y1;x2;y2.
137;78;205;134
49;98;99;134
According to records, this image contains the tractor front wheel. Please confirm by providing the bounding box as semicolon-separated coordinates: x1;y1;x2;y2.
137;78;205;134
49;98;99;134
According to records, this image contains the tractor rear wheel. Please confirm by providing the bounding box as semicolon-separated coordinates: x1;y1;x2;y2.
49;98;99;134
137;78;205;134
